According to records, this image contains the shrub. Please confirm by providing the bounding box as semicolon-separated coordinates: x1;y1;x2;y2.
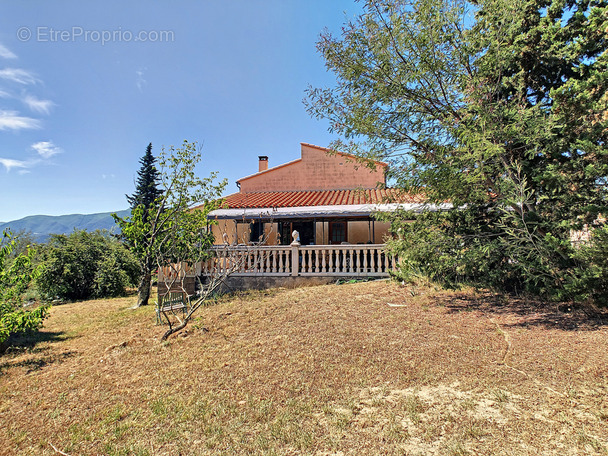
566;225;608;306
0;230;49;347
36;230;140;301
382;205;584;302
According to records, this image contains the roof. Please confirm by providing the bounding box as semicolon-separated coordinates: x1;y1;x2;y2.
236;143;389;184
220;188;423;209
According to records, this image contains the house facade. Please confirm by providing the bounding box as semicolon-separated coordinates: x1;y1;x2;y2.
206;143;422;246
160;143;432;293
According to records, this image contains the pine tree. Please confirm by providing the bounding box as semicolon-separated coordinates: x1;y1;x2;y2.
306;0;608;302
115;141;226;308
126;143;163;212
122;143;163;306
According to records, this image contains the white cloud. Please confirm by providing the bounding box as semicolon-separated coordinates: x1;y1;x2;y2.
0;157;31;172
31;140;62;158
0;90;10;98
0;110;41;130
136;68;147;92
0;44;17;60
0;141;61;174
23;94;54;114
0;68;39;85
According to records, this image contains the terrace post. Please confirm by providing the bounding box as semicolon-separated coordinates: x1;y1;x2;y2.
291;230;300;277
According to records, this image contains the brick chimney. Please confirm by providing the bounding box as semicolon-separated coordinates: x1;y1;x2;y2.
258;156;268;172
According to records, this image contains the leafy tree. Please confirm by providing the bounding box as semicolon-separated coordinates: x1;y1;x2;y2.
114;141;226;308
307;0;607;302
126;143;163;212
6;230;38;259
36;230;140;301
0;230;49;350
121;143;163;307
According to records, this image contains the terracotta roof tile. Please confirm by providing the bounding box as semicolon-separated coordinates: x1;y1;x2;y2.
221;189;423;209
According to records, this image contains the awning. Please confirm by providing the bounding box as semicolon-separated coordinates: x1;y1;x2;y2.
208;203;453;220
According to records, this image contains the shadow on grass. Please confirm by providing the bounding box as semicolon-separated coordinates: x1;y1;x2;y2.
0;330;76;374
439;291;608;331
0;349;77;374
6;330;70;351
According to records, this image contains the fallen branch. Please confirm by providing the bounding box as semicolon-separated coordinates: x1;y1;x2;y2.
490;318;512;365
491;318;566;398
49;442;72;456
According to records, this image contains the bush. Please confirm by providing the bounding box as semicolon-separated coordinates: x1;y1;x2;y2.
566;225;608;306
382;205;593;303
0;230;49;347
36;230;140;301
384;207;523;292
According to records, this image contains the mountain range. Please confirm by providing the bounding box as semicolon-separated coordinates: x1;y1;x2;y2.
0;210;131;243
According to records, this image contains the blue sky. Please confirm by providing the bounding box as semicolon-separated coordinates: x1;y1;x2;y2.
0;1;362;222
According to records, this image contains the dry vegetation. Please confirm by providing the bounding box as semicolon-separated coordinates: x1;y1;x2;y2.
0;280;607;455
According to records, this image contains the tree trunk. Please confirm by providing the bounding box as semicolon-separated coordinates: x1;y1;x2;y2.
161;319;188;341
136;267;152;307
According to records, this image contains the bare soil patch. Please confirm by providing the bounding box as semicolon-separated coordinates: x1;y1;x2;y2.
0;281;606;455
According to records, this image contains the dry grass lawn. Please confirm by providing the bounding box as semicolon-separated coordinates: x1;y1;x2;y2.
0;280;607;455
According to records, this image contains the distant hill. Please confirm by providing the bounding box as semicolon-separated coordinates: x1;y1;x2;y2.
0;209;131;243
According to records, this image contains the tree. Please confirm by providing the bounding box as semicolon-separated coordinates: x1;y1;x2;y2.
157;213;279;341
114;141;226;308
126;143;163;212
306;0;608;302
0;230;49;351
122;143;163;307
35;230;140;301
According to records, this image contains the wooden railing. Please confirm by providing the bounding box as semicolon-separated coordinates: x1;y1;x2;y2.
158;262;200;282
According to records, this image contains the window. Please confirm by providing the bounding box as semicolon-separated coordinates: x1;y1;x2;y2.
329;222;347;244
250;221;263;244
278;221;315;245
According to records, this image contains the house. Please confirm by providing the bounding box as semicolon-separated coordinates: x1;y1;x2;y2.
161;142;431;293
206;142;424;246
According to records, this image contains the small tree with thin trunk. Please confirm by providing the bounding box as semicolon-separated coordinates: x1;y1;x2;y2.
0;230;49;352
114;141;226;308
157;214;277;341
123;143;163;306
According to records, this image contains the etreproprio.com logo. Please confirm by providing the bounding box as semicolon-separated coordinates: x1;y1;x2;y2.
17;26;175;45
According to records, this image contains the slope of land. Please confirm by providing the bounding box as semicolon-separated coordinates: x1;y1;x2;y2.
0;209;130;242
0;281;606;455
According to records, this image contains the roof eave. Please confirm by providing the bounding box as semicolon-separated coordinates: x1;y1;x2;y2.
208;203;452;220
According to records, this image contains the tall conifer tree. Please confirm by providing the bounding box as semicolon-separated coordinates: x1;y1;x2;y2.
124;143;163;306
127;143;163;212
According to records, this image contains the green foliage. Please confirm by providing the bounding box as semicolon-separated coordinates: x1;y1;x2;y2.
5;230;38;258
126;143;163;212
114;141;226;306
0;230;49;346
382;206;576;298
36;230;140;301
567;225;608;306
309;0;608;303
